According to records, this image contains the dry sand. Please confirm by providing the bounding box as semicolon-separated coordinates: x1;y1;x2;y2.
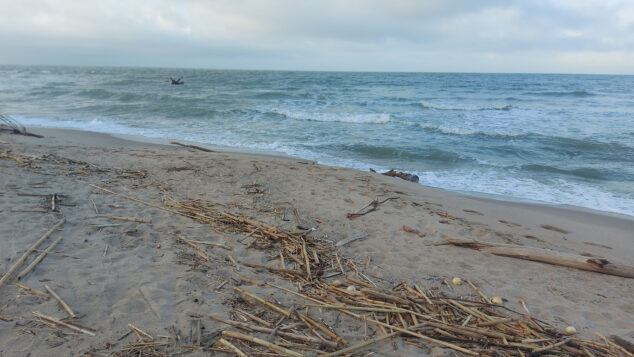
1;128;632;356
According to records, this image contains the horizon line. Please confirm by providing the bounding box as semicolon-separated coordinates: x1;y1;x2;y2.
1;62;632;76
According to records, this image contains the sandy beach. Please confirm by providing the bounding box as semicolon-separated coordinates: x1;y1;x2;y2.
1;128;632;356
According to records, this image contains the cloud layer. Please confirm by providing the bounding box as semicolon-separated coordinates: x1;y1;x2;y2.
1;0;633;73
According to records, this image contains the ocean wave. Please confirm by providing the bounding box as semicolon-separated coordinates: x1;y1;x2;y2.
523;90;594;97
253;91;299;100
521;164;610;180
334;143;469;163
416;169;634;216
76;88;116;99
419;123;522;137
273;109;391;124
419;101;512;111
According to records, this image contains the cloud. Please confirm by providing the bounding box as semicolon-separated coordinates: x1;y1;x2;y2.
0;0;632;73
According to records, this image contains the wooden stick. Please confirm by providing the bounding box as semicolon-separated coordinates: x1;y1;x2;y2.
477;317;516;327
442;235;634;279
178;236;209;261
531;337;572;353
233;286;291;317
466;280;490;303
209;314;337;348
14;283;48;296
243;262;303;275
323;323;427;357
188;240;232;250
360;315;477;355
0;218;65;291
170;141;216;153
128;323;154;341
222;330;303;357
44;285;76;318
33;311;95;336
16;234;63;280
234;309;273;328
218;338;248;357
297;312;348;346
103;215;151;223
302;240;311;279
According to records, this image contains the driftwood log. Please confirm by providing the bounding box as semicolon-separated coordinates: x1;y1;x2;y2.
442;235;634;279
382;169;419;183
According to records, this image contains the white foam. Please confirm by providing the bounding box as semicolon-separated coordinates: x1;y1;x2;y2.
419;101;512;111
273;109;391;124
415;169;634;217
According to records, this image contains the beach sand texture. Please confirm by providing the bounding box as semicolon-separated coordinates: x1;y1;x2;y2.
1;128;633;356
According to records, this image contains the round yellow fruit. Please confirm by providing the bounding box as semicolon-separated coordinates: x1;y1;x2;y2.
565;326;576;335
452;277;462;285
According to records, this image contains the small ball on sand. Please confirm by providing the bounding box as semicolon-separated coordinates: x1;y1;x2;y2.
452;277;462;285
332;280;343;287
346;285;357;292
565;326;577;335
491;296;503;305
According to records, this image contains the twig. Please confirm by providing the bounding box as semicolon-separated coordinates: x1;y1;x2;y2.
209;314;337;348
233;286;291;317
218;338;248;357
0;218;65;291
187;240;232;250
33;311;95;336
44;285;76;318
102;215;151;223
222;330;303;357
323;323;427;357
170;141;216;152
128;323;154;341
531;337;572;353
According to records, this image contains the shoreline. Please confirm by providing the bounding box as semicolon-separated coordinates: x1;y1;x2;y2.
1;127;633;355
28;125;634;221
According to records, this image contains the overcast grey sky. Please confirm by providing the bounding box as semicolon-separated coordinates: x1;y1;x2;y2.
1;0;633;74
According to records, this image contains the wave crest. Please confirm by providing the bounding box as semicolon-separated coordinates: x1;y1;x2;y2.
419;102;512;111
273;109;390;124
419;123;521;137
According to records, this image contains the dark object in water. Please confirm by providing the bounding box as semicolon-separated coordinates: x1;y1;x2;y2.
382;169;419;183
167;76;184;85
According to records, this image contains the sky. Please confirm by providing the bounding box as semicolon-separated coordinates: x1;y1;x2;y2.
1;0;633;74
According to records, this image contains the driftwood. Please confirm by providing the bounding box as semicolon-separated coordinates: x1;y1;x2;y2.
382;169;419;183
170;141;216;153
442;236;634;279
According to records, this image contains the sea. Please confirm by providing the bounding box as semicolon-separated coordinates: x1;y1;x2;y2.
1;65;633;217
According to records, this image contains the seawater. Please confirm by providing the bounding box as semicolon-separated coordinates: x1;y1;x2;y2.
1;66;633;216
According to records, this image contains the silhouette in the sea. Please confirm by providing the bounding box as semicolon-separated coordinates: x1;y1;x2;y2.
166;76;184;85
